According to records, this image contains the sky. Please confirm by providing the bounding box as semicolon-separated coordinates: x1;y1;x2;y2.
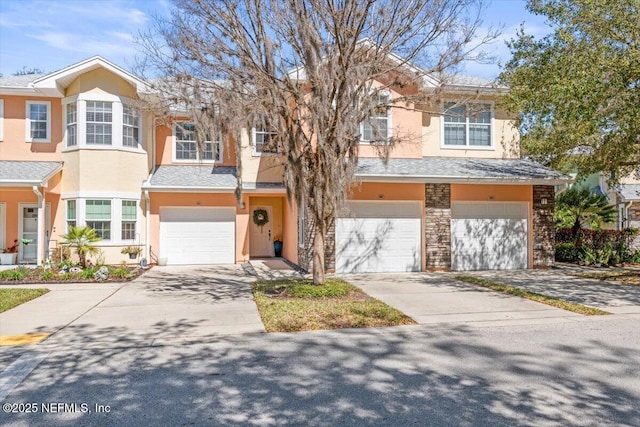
0;0;551;80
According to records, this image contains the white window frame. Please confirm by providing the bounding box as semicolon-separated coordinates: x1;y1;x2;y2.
25;100;51;143
359;91;392;144
0;99;4;141
251;118;279;156
441;100;494;150
121;200;137;241
61;94;144;153
122;105;140;148
86;101;113;145
172;122;223;163
85;199;112;241
65;102;77;147
66;200;77;232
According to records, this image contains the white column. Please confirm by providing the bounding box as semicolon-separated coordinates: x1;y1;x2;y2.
112;101;123;148
32;186;44;265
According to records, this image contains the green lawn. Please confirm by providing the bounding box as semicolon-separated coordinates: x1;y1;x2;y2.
455;276;609;316
252;278;416;332
0;288;49;313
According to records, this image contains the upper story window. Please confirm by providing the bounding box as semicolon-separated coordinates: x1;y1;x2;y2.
64;97;143;150
360;93;391;144
26;101;51;143
123;106;139;148
443;102;492;148
175;122;221;162
252;120;279;155
66;103;77;147
86;101;112;145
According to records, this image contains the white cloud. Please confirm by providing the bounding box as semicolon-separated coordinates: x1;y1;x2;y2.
29;31;138;57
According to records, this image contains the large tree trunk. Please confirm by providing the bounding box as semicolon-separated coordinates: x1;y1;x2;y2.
312;222;326;285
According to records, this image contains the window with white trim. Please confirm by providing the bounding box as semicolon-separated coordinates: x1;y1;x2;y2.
86;200;111;240
121;200;137;240
26;101;51;142
252;118;279;154
175;122;221;162
0;98;4;141
123;106;139;147
86;101;112;145
66;200;77;231
360;93;391;143
443;102;492;147
66;103;77;147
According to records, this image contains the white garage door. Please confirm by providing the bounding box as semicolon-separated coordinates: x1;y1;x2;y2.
336;201;421;273
160;207;235;265
451;202;528;271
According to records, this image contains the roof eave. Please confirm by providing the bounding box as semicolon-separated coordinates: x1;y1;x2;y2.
355;174;573;186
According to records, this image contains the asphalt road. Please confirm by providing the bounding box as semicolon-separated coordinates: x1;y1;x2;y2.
1;316;639;427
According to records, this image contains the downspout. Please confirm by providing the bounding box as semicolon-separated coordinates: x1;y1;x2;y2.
32;185;44;266
144;189;151;263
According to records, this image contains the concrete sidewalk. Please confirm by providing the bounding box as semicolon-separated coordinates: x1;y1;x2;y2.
0;282;123;337
348;273;584;327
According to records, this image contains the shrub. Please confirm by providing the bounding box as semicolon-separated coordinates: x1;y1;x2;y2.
41;269;55;281
555;243;583;262
556;227;639;265
79;267;97;279
0;268;27;281
111;267;130;279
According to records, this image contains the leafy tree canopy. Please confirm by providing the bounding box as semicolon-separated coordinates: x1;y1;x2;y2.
555;186;617;235
500;0;640;182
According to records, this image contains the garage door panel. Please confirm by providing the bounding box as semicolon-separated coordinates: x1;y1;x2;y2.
159;207;235;265
451;218;528;271
336;202;421;274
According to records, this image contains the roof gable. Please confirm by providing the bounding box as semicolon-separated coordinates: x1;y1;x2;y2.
32;56;149;97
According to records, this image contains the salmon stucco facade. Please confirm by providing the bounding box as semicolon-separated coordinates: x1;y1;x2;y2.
0;56;570;272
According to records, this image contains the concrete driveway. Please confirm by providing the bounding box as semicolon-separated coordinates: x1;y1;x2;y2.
347;273;583;326
471;268;640;314
1;265;265;349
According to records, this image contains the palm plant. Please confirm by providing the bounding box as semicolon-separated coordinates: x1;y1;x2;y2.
555;187;617;238
60;226;101;268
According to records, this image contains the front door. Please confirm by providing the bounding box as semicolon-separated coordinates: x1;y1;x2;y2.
250;206;274;257
19;203;51;263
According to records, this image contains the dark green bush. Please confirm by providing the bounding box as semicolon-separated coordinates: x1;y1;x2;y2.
555;243;584;262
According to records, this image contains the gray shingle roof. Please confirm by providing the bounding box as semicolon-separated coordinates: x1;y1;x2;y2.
146;165;287;191
0;161;63;185
0;74;45;87
147;165;238;189
618;184;640;201
356;157;571;184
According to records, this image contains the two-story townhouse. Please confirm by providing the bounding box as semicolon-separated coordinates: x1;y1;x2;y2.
0;57;151;265
0;55;571;272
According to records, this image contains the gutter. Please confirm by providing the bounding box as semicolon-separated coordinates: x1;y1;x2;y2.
354;174;573;186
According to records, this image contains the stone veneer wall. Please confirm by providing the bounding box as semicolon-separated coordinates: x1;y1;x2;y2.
297;203;335;274
425;183;451;270
533;185;555;268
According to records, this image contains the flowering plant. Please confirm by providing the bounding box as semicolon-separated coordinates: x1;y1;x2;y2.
3;239;19;253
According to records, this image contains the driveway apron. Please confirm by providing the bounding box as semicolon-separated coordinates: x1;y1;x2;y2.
41;265;265;348
348;273;583;326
